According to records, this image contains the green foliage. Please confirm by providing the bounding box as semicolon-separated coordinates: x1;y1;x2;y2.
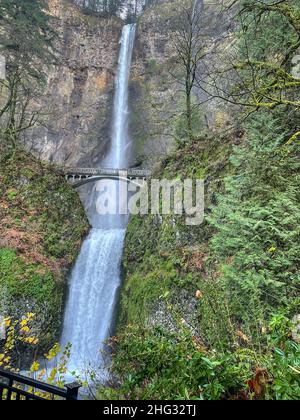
0;248;62;351
0;0;56;78
0;150;89;352
0;150;89;264
174;98;204;145
6;189;18;200
102;319;299;400
103;326;243;400
119;250;182;327
111;109;300;399
227;0;300;108
207;113;300;347
147;59;160;75
267;312;300;400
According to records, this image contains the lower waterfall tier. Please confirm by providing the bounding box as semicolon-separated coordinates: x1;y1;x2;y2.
61;228;126;374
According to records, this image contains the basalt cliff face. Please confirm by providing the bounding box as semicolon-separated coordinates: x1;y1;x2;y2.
26;0;232;169
26;0;123;167
27;0;176;168
129;1;178;168
129;0;234;168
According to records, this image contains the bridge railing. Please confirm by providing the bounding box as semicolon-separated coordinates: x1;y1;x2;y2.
63;167;152;178
0;368;80;401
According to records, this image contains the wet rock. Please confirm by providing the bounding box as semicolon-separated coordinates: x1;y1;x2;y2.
25;0;123;168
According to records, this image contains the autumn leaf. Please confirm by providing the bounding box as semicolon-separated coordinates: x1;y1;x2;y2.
195;290;203;299
246;368;269;398
236;330;250;344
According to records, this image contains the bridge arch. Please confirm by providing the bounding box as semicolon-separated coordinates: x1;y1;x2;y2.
63;167;151;188
65;174;148;188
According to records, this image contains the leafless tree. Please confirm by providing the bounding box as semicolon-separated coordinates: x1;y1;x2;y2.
0;69;52;150
171;0;207;142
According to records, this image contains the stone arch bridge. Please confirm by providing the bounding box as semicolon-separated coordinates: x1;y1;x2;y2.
61;167;151;188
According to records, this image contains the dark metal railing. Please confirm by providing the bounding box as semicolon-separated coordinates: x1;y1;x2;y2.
0;368;81;401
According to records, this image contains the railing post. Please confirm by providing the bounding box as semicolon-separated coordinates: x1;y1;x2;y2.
0;315;6;340
65;382;81;401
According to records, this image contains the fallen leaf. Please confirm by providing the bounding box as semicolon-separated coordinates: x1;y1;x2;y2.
195;290;203;299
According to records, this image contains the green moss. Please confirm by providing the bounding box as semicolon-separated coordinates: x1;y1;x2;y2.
118;134;233;330
0;248;63;350
0;150;89;352
119;251;180;327
147;59;161;75
0;249;55;300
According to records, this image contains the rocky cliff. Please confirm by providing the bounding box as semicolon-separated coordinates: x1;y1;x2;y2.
25;0;232;170
129;0;234;168
26;0;123;167
129;1;178;168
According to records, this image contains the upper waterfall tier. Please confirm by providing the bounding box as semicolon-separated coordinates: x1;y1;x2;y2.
104;24;136;169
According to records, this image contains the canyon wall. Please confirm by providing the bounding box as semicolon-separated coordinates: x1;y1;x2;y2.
26;0;123;167
129;0;234;168
26;0;233;169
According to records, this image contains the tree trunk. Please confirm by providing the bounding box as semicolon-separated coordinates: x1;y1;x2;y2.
186;68;193;143
186;89;193;142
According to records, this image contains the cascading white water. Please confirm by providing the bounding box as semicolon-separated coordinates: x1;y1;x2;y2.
105;25;136;169
60;24;136;375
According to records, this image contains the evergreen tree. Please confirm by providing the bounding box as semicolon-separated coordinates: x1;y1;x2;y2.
0;0;56;78
207;111;300;347
72;0;124;17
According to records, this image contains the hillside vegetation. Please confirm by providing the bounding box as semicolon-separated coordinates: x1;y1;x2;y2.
0;148;89;356
100;0;300;400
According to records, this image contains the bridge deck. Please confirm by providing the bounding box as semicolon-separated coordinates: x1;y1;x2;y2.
63;167;151;178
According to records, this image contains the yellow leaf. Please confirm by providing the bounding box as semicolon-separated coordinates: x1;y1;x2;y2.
4;318;11;327
30;361;40;372
237;330;250;343
20;326;30;334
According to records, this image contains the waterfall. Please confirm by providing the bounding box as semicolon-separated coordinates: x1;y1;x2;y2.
106;24;136;169
60;24;136;376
